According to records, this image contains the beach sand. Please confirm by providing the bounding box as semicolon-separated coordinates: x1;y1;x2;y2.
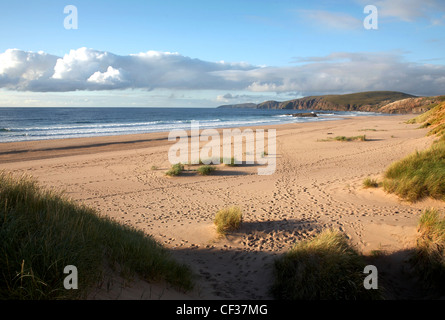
1;114;444;299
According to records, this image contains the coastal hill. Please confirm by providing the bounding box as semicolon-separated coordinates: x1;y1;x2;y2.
218;91;443;114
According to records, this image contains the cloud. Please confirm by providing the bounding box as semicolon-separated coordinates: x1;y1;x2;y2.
216;92;269;103
215;51;445;96
291;51;393;64
298;10;362;30
1;48;445;97
87;66;125;86
0;49;59;90
0;47;256;92
356;0;445;23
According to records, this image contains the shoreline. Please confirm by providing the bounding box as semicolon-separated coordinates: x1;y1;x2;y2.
0;115;375;163
2;113;444;299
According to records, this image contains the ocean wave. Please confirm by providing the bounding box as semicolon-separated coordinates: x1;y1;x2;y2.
274;114;292;117
8;121;167;132
0;108;378;143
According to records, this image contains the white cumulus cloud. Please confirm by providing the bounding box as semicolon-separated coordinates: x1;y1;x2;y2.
0;47;444;97
0;49;58;90
88;66;124;85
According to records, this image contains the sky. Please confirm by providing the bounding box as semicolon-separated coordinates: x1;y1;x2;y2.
0;0;445;107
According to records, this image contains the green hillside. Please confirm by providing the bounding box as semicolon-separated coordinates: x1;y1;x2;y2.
322;91;416;108
216;91;445;114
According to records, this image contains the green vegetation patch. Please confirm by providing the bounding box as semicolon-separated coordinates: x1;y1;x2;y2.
320;135;367;142
197;165;216;176
214;206;243;235
358;128;387;132
165;163;184;176
324;91;414;107
382;140;445;202
384;101;445;202
407;101;445;138
0;172;193;299
406;104;440;124
363;177;379;189
271;229;381;300
411;209;445;295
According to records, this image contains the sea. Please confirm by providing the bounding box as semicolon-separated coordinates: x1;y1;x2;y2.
0;107;385;143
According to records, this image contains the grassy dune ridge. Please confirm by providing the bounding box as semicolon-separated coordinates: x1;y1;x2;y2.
377;100;445;296
383;100;445;202
0;172;194;299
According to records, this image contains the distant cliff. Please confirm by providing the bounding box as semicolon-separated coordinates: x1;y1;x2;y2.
217;91;444;114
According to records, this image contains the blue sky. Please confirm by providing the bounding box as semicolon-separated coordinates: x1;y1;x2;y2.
1;0;445;107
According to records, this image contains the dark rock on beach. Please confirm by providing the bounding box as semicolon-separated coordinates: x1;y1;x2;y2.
285;113;318;117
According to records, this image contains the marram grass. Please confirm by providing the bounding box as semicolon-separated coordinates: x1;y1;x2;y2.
197;165;216;176
271;229;382;300
0;172;193;299
411;208;445;295
165;163;184;176
382;140;445;202
319;135;367;142
214;206;243;234
362;177;379;189
384;100;445;202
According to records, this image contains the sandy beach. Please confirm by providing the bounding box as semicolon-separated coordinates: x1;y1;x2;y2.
1;114;444;299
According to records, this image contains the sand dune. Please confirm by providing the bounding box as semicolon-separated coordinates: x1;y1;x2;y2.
1;115;444;299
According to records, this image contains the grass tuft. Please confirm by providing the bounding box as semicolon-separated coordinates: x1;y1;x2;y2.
271;229;381;300
319;135;367;142
214;207;243;235
196;165;216;176
411;208;445;295
382;140;445;202
362;177;379;189
0;172;193;299
165;163;184;176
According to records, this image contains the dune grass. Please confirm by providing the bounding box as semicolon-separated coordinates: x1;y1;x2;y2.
383;101;445;202
362;177;380;189
214;206;243;235
411;208;445;295
0;172;194;299
188;157;238;166
165;163;184;176
407;100;445;137
197;165;216;176
406;103;442;125
406;105;439;125
359;128;386;132
382;140;445;202
334;135;367;142
319;135;367;142
271;229;381;300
